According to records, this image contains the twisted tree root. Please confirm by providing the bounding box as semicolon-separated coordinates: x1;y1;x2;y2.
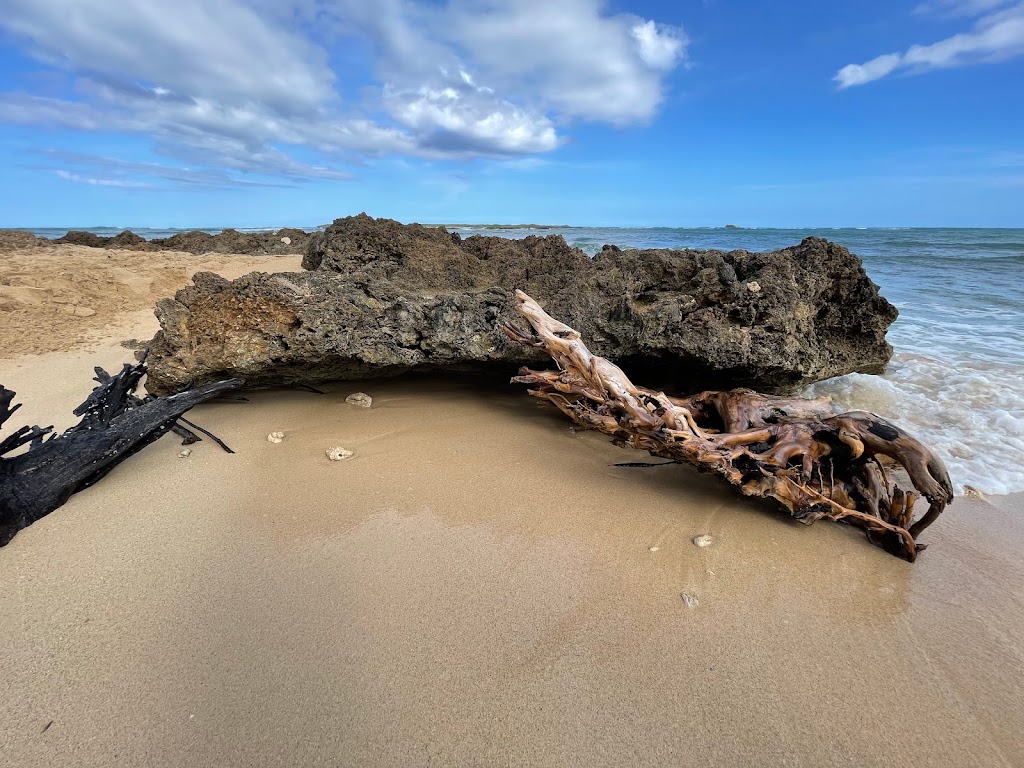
505;290;953;561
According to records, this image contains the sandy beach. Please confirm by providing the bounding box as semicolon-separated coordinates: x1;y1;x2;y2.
2;243;1023;767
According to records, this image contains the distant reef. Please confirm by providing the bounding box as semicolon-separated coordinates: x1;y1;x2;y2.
45;227;311;255
431;223;573;230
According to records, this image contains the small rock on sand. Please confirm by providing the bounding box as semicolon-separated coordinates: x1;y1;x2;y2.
693;534;713;548
681;592;700;608
326;447;354;461
963;485;986;500
267;431;285;444
178;448;192;458
345;392;372;408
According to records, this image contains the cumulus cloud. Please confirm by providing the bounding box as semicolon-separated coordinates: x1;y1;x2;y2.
384;84;559;155
632;19;688;70
438;0;687;125
0;0;689;185
836;0;1024;88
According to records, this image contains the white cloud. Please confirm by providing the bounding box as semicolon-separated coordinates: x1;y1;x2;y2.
35;149;307;189
0;0;689;183
836;1;1024;88
2;0;333;112
385;84;558;155
632;20;688;70
913;0;1015;16
439;0;688;125
54;169;152;188
834;54;903;89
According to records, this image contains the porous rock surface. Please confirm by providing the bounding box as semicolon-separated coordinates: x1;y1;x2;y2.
0;229;54;249
53;228;309;254
144;214;897;396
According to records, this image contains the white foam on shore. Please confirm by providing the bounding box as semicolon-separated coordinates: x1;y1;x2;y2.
805;352;1024;496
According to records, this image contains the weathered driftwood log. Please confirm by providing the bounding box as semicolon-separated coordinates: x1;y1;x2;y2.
505;291;953;561
0;361;240;546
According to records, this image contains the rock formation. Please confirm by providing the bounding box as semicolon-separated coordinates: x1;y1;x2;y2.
0;229;54;249
143;214;897;396
52;227;310;254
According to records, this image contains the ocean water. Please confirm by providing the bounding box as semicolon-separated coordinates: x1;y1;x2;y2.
29;225;1024;496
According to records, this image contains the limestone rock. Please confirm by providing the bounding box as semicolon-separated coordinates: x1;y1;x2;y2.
144;214;897;396
0;229;53;249
326;447;353;461
151;227;310;255
49;228;310;254
345;393;372;408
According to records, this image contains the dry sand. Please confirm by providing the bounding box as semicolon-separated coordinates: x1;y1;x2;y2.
0;237;303;358
1;243;1023;767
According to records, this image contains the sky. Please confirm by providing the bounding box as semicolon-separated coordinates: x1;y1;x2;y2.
0;0;1022;228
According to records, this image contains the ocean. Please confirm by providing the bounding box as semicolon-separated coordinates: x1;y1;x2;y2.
28;225;1024;496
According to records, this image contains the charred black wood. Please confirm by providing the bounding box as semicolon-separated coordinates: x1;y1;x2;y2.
0;362;240;546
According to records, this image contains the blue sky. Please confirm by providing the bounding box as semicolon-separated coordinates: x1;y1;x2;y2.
0;0;1022;228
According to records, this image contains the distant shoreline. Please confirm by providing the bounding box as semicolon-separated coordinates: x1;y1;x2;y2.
426;223;573;230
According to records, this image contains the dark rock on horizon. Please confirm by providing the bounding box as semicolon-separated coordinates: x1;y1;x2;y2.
150;227;310;255
50;227;310;254
55;230;109;248
143;213;897;396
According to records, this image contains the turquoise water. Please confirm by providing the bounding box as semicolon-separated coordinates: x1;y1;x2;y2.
30;225;1024;494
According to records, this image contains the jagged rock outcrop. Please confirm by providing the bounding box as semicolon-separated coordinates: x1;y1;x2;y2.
0;229;53;249
144;214;897;396
52;228;309;254
151;227;310;254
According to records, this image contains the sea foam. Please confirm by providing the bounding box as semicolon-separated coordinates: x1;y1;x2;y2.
806;352;1024;496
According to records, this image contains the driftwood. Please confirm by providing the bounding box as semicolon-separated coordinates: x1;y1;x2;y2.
505;291;953;561
0;361;240;546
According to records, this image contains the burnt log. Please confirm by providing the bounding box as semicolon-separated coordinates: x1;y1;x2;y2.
0;361;239;545
505;291;953;561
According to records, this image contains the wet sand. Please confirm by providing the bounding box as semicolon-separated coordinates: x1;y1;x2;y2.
1;246;1023;767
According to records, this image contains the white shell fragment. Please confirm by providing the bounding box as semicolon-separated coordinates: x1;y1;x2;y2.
681;592;700;608
963;485;986;500
693;534;713;548
746;281;761;293
345;392;372;408
267;431;285;444
178;448;192;458
280;236;291;245
326;447;354;461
